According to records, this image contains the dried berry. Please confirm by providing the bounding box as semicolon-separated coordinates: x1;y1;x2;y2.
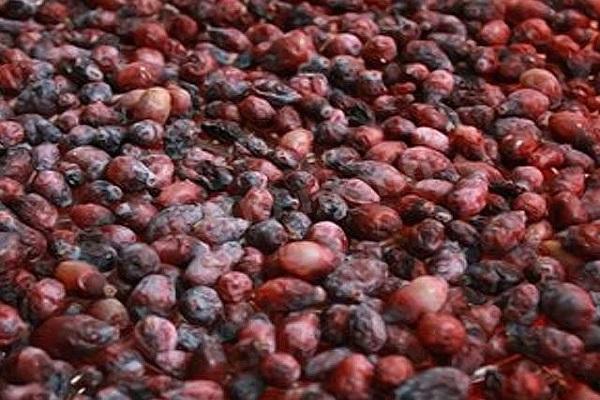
393;367;469;400
417;313;467;355
328;354;374;400
385;276;449;324
540;282;595;330
348;303;387;353
32;315;119;359
255;278;326;312
325;257;387;301
0;303;28;346
467;260;523;295
277;241;337;281
507;324;584;361
481;211;527;254
179;286;224;326
347;204;402;241
260;352;300;388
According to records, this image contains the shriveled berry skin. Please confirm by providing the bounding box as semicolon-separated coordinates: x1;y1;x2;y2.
194;217;249;245
500;283;540;325
237;187;273;222
25;278;66;322
346;204;402;241
467;260;523;295
128;274;176;319
255;278;326;312
151;234;199;266
560;220;600;259
134;315;177;358
260;352;300;388
0;303;28;347
397;147;455;181
263;31;315;73
394;367;470;400
349;161;408;197
145;204;204;241
325;257;388;302
481;211;527;254
179;286;223;326
32;315;119;359
540;282;595;330
162;380;225;399
117;243;160;283
446;173;489;219
507;325;584;361
304;347;352;380
348;303;387;353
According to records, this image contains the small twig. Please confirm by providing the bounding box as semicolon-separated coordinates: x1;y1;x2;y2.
470;354;523;383
66;373;85;399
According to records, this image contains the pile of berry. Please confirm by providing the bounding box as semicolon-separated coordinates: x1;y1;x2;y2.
0;0;599;398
